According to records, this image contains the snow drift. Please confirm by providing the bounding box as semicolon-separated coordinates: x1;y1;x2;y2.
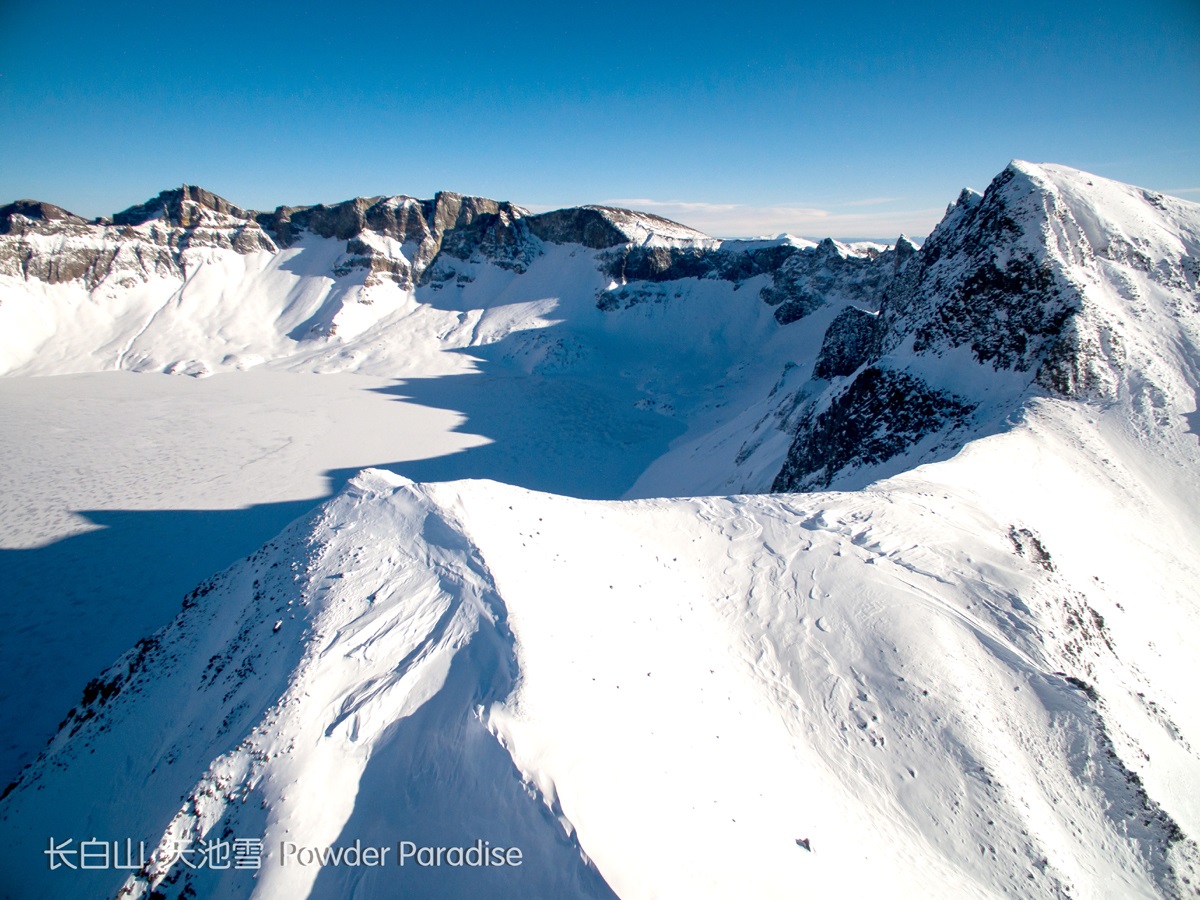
0;162;1198;899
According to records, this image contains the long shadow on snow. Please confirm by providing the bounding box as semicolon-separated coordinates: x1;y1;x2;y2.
0;326;683;786
309;592;619;900
367;349;684;500
0;498;317;786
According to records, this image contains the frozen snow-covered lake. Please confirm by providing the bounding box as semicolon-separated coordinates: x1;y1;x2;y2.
0;368;679;781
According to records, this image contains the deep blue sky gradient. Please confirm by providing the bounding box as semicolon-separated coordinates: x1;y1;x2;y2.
1;0;1197;237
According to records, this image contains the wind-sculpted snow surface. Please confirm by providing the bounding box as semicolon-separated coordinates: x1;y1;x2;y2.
2;445;1198;898
0;471;618;899
1;163;1199;899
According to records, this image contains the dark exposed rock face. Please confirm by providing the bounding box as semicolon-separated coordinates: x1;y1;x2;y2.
259;196;412;244
113;185;251;227
523;205;709;252
0;186;546;292
771;367;975;491
528;207;644;250
910;256;1069;369
261;192;533;288
1034;314;1126;400
771;162;1111;492
592;235;905;321
2;185;720;296
876;167;1080;375
812;307;886;380
433;207;537;274
0;200;89;234
761;239;895;325
603;242;794;284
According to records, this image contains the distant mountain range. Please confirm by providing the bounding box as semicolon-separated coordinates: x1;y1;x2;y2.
2;162;1196;495
1;162;1199;899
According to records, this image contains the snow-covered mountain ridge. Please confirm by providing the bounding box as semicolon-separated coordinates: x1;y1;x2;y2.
3;161;1197;497
3;434;1199;898
1;162;1199;899
772;162;1200;491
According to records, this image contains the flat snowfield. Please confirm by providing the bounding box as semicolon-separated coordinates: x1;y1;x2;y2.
0;371;467;781
0;370;485;550
0;366;684;784
1;162;1198;899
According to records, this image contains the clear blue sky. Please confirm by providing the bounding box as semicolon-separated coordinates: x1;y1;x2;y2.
1;0;1197;238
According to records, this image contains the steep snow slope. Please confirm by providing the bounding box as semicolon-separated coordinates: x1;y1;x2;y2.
1;438;1196;898
0;184;905;503
0;370;499;784
0;163;1198;899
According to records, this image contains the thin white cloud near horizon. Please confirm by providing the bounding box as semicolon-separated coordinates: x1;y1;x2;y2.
595;197;946;240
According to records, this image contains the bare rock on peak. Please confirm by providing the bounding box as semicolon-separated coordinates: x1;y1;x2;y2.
112;185;251;227
0;200;89;235
528;206;709;250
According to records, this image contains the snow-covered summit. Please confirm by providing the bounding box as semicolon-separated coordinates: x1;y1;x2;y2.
1;162;1199;899
3;444;1198;898
768;158;1200;491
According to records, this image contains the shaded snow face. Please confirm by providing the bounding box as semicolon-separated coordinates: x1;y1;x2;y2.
3;161;1196;500
0;471;618;900
0;163;1199;900
2;464;1197;899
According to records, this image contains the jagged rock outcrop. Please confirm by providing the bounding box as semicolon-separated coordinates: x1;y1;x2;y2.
591;233;902;318
875;168;1082;373
0;200;90;234
259;192;535;288
426;204;537;278
771;166;1081;491
526;207;658;250
0;188;539;293
771;367;975;491
602;242;791;284
769;161;1200;492
812;306;887;380
112;185;252;227
760;238;893;325
527;206;709;250
258;195;423;244
0;186;281;290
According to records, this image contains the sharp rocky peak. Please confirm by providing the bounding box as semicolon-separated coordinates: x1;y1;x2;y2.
257;190;528;248
112;185;251;227
771;158;1200;492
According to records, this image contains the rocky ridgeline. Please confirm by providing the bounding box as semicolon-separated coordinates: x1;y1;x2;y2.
0;183;892;308
0;187;715;293
770;165;1098;491
3;163;1196;494
0;191;273;289
772;162;1200;490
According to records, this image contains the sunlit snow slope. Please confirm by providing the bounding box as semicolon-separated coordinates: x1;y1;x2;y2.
0;163;1198;899
2;445;1197;898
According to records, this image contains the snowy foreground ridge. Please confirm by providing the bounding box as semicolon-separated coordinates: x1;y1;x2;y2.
0;162;1199;899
